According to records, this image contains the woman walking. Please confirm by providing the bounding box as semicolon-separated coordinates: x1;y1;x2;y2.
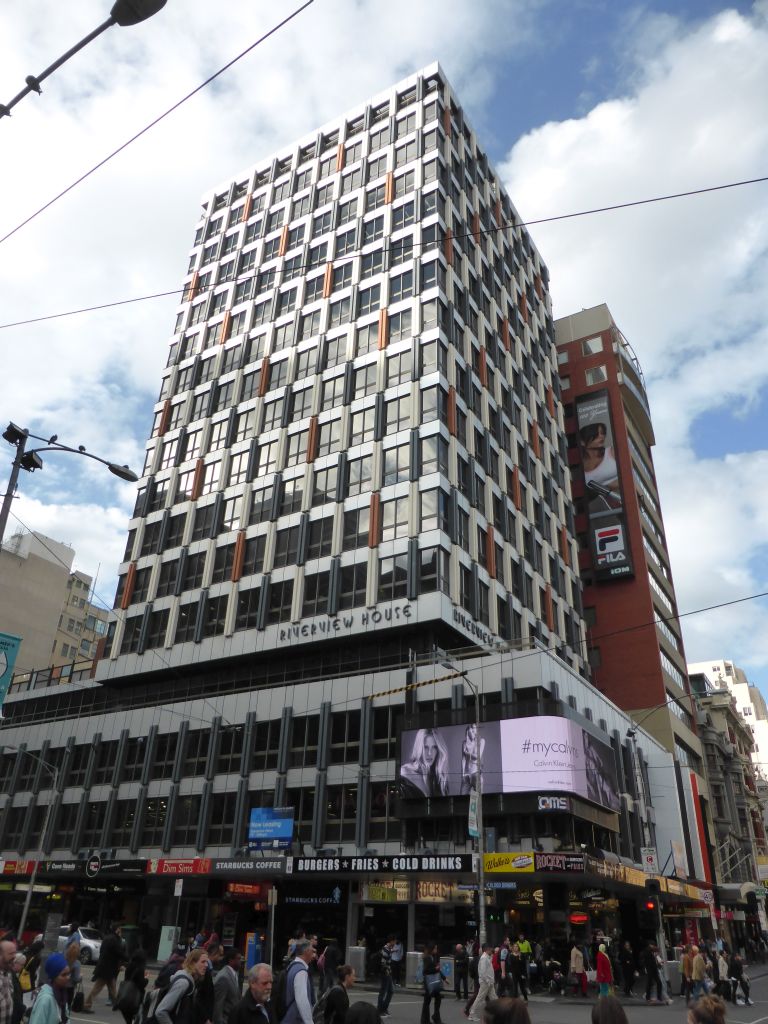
155;948;210;1024
64;943;82;1009
596;945;613;999
29;953;71;1024
420;943;444;1024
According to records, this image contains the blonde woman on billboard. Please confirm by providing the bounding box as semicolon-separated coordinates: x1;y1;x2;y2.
460;723;486;794
400;728;450;797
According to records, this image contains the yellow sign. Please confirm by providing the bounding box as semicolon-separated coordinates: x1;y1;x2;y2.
363;879;410;903
416;880;474;904
484;852;535;874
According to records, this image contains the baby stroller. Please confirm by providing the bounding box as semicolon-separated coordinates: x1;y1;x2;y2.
544;959;566;995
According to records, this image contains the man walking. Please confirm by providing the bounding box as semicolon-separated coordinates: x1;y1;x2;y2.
454;944;468;1001
279;939;315;1024
0;939;17;1024
691;946;706;1002
376;937;395;1018
83;925;126;1012
468;944;494;1022
214;948;243;1024
232;964;275;1024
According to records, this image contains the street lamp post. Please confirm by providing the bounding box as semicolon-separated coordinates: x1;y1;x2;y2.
441;658;486;947
1;744;60;940
0;422;138;550
0;1;167;119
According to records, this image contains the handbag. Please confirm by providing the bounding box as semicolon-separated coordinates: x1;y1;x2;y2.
19;967;32;994
72;985;84;1013
425;972;444;995
116;979;142;1015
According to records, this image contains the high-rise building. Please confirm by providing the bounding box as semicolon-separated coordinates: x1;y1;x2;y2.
689;660;768;781
51;570;109;666
100;62;587;686
0;68;713;954
555;305;714;883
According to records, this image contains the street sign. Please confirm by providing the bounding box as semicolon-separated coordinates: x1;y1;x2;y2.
641;846;658;873
174;878;183;897
468;792;479;838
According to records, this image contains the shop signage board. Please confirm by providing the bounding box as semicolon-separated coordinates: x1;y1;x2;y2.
211;859;287;876
248;807;294;850
288;853;473;874
362;879;410;903
416;880;475;904
535;852;585;872
484;852;535;874
0;632;22;712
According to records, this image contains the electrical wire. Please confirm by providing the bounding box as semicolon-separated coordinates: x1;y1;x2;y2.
2;172;767;332
0;1;315;248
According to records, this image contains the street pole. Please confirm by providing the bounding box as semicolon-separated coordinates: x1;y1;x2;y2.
17;764;58;939
458;670;486;948
0;430;27;553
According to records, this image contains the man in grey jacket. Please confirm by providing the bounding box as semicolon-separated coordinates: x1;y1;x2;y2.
214;949;243;1024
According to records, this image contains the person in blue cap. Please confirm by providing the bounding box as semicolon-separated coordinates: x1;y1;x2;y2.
29;952;71;1024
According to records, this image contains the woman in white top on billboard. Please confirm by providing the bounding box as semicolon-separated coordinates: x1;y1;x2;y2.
400;728;450;797
460;723;486;794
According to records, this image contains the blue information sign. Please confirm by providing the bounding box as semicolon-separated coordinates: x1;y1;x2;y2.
0;632;22;713
248;807;294;850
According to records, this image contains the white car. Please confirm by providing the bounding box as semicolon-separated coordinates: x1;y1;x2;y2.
57;927;103;964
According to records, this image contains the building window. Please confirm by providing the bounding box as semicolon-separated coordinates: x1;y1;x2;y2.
307;516;334;559
267;579;294;624
346;455;372;496
383;444;409;486
141;797;168;847
251;719;280;771
420;488;450;533
343;506;370;550
317;418;342;457
302;571;330;617
582;336;604;355
172;795;201;847
312;465;338;507
208;792;236;846
184;730;210;776
279;476;304;515
175;601;198;643
350;408;375;446
380;496;409;542
250;485;274;524
182;551;206;591
420;546;450;594
235;586;261;631
273;527;301;568
585;365;608;386
378;554;408;600
151;733;178;780
338;562;367;609
211;543;236;584
385;395;411;434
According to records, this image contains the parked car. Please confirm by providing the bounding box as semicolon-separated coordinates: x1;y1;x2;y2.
57;926;103;963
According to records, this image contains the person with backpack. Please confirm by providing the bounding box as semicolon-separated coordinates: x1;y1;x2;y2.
116;950;148;1024
315;965;354;1024
232;965;274;1024
28;953;71;1024
376;938;395;1018
276;939;315;1024
154;949;210;1024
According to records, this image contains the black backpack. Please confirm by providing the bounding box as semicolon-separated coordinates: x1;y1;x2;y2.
144;972;194;1024
311;984;341;1024
274;962;305;1022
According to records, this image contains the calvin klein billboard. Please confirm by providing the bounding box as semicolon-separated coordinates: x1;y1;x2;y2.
399;716;620;812
575;390;634;581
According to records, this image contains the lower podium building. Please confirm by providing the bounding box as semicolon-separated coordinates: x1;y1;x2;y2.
1;645;716;958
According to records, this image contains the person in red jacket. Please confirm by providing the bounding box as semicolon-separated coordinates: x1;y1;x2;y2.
596;945;613;998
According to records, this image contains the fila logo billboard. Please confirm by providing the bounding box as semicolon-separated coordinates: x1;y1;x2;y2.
595;524;625;557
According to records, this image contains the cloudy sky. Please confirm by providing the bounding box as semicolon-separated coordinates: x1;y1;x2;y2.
0;0;766;690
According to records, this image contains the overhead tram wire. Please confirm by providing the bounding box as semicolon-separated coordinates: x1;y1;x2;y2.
0;1;315;248
2;172;768;332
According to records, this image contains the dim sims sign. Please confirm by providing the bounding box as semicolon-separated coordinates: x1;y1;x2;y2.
399;716;620;812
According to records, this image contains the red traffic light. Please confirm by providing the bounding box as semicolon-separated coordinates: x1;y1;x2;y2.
645;900;656;910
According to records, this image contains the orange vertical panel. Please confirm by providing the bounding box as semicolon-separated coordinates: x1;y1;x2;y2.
323;263;334;299
377;309;389;350
444;228;453;267
191;458;205;501
242;194;253;222
157;399;171;438
534;275;543;300
472;212;481;246
545;585;554;632
560;525;570;567
185;271;199;301
120;562;137;611
447;386;457;436
478;347;488;388
384;172;394;205
368;492;381;548
231;530;246;583
531;429;540;460
220;311;232;343
519;292;529;324
512;465;521;511
336;143;346;172
257;357;270;397
486;531;496;580
278;225;289;258
306;416;319;464
501;317;510;352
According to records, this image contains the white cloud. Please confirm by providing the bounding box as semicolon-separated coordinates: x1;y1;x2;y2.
500;5;768;686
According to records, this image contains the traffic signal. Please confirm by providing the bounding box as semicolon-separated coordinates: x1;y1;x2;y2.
639;895;659;931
